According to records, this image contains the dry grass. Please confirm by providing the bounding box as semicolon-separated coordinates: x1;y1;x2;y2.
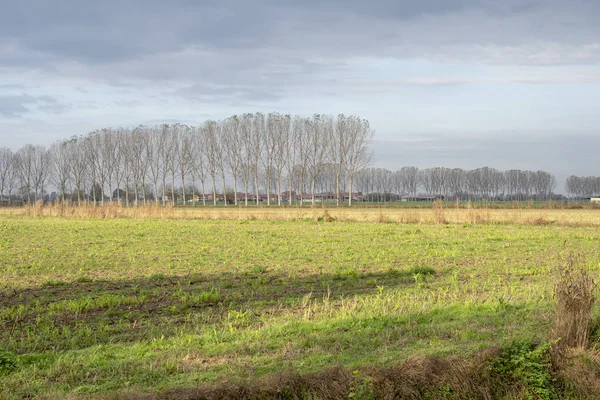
2;202;600;227
108;354;501;400
15;201;176;219
552;253;597;361
432;200;447;224
554;347;600;398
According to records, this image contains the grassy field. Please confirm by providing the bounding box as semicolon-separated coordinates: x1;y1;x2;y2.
1;212;600;398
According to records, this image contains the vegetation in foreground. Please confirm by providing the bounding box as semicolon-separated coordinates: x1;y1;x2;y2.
1;215;600;398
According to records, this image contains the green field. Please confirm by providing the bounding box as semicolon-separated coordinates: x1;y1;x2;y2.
1;215;600;398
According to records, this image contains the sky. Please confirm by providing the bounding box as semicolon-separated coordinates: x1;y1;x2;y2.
0;0;599;189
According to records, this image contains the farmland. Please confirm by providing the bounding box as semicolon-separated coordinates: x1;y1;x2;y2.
1;210;600;398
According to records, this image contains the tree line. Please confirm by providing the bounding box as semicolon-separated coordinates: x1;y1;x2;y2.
565;176;600;198
350;167;560;201
0;113;373;206
0;112;595;206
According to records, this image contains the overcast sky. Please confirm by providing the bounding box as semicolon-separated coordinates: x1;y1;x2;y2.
1;0;599;188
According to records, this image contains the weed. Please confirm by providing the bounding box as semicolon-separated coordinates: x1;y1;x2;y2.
251;265;267;274
348;370;375;399
492;340;557;400
40;279;68;288
409;266;436;276
0;349;18;376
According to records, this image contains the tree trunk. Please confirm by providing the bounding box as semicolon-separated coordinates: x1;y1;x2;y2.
211;176;217;206
171;172;176;206
335;165;341;207
181;173;186;207
232;173;238;205
254;170;259;206
277;174;282;206
222;175;227;206
266;169;271;206
348;174;353;206
299;175;304;207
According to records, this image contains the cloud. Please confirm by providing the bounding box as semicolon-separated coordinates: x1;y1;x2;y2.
1;0;599;80
0;0;597;114
173;82;284;106
330;71;600;95
0;0;599;184
0;94;66;118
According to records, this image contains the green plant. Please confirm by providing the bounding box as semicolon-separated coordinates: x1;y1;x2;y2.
348;370;374;399
409;266;436;276
0;349;18;376
492;341;557;400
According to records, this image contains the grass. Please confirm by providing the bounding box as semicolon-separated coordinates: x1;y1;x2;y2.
2;201;600;227
1;214;600;398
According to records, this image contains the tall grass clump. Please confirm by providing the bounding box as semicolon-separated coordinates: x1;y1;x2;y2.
553;253;596;355
432;200;446;224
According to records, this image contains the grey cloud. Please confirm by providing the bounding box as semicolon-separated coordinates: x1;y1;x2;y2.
0;0;597;118
0;94;67;118
329;73;600;95
0;95;30;117
1;0;599;78
173;82;284;106
0;84;28;89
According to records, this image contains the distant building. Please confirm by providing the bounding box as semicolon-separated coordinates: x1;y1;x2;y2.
400;195;444;202
591;198;600;204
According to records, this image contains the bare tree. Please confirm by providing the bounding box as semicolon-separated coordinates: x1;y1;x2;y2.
146;126;164;204
222;116;243;205
16;144;49;203
191;125;208;206
293;117;310;206
331;114;353;206
49;139;73;202
398;166;419;199
239;113;254;206
268;113;291;206
67;136;88;205
110;128;127;202
304;115;327;205
121;130;136;204
345;117;373;206
0;148;14;203
250;113;265;205
178;125;194;205
284;117;299;205
203;121;221;206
